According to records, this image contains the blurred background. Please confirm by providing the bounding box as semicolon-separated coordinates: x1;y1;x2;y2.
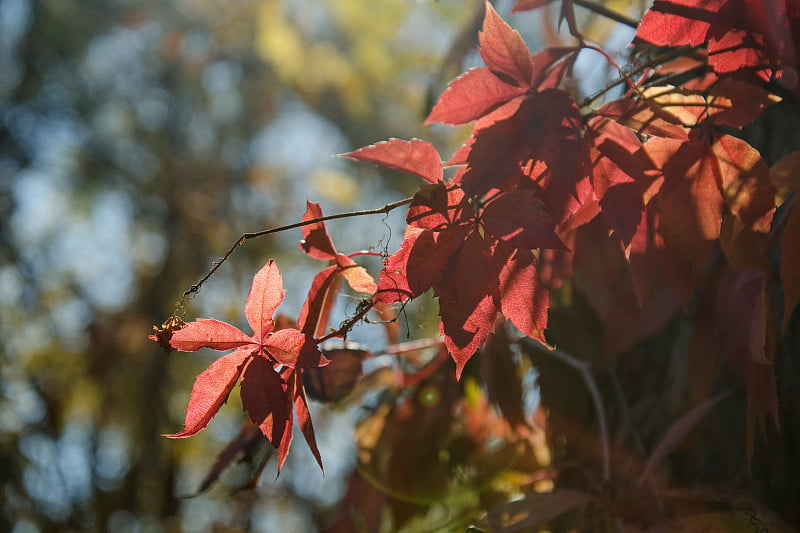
0;0;638;531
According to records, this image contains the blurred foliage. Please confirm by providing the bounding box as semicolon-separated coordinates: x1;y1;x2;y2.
18;1;794;532
0;0;485;530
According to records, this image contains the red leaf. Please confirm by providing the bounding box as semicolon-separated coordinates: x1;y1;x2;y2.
711;135;775;232
299;201;337;260
264;329;328;369
290;371;323;472
635;0;723;48
245;260;284;342
165;348;252;438
654;139;724;298
436;232;499;378
479;2;534;87
240;355;292;454
168;318;253;352
407;224;472;296
497;247;549;345
338;259;377;295
303;344;368;403
375;225;423;303
298;265;339;337
706;78;780;128
406;183;465;230
340;138;442;184
425;68;527;126
529;47;577;90
781;201;800;330
482;190;566;250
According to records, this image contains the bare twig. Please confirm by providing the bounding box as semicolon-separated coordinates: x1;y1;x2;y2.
178;196;413;307
580;45;703;108
520;338;611;483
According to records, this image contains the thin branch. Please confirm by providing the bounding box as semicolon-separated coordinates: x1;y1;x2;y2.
579;45;702;108
574;0;639;30
520;338;611;483
317;298;378;343
179;196;413;304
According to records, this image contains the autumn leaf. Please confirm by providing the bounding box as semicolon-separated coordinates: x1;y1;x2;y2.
150;260;328;472
634;0;799;85
425;68;527;126
340;138;442;184
479;1;534;88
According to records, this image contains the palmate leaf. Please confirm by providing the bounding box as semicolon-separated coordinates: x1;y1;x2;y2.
153;260;327;473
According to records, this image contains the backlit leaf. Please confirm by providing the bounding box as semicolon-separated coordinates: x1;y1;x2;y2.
245;260;284;342
340;138;442;184
299;201;337;260
165;348;252;438
168;319;253;352
479;2;533;88
425;68;526;125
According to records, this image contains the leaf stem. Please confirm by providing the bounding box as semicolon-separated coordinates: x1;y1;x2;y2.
179;197;413;306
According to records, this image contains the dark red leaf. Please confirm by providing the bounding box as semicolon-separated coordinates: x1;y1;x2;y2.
406;183;463;230
240;355;292;458
436;232;499;378
196;421;264;493
511;0;554;13
482;189;566;250
299;201;337;260
298;265;340;337
407;224;472;296
375;225;423;303
303;344;369;403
